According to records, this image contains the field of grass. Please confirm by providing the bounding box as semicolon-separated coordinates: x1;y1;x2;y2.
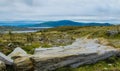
0;26;120;54
0;26;120;71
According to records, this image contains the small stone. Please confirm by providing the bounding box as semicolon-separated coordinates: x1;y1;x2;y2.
108;64;112;66
104;67;108;70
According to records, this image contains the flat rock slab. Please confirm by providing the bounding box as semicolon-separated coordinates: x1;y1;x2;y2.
31;38;118;71
34;38;116;58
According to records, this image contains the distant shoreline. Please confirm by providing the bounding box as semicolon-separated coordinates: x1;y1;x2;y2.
28;27;53;29
0;27;53;33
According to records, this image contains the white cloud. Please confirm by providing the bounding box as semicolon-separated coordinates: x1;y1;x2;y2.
0;0;120;22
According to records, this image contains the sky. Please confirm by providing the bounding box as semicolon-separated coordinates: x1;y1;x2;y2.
0;0;120;23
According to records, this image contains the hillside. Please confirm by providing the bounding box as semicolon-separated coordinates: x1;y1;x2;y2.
30;20;112;27
0;20;112;28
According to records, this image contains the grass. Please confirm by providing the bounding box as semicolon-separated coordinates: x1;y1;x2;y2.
0;26;120;54
22;42;40;54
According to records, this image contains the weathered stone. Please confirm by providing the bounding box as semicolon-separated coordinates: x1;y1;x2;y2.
0;60;6;71
31;53;97;71
32;38;118;71
70;51;117;68
106;30;119;36
8;47;27;58
0;52;13;65
14;57;34;71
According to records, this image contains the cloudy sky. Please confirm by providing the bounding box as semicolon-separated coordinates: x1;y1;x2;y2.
0;0;120;23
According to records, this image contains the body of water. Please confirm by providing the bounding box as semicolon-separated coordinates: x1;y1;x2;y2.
1;27;53;33
28;27;52;29
3;30;38;33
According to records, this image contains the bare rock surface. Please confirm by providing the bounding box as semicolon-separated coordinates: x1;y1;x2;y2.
34;38;116;58
14;56;34;71
107;30;119;36
8;47;28;58
31;38;118;71
0;52;13;65
8;47;33;71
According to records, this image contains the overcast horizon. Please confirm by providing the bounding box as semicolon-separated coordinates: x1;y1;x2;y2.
0;0;120;24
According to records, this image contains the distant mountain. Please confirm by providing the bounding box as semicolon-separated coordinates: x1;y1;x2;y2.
30;20;112;27
0;20;112;28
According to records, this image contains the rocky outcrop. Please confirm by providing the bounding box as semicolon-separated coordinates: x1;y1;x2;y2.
8;47;28;58
0;38;119;71
31;38;119;71
0;47;33;71
31;53;96;71
70;50;118;68
0;52;13;65
0;60;6;71
7;47;33;71
106;30;119;36
14;56;33;71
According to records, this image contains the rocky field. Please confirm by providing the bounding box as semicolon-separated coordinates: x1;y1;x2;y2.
0;26;119;71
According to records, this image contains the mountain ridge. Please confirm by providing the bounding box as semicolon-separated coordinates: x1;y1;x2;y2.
0;20;113;27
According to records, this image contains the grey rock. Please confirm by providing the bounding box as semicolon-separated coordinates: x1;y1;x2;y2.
106;30;119;36
14;57;34;71
0;52;13;65
32;38;118;71
8;47;27;58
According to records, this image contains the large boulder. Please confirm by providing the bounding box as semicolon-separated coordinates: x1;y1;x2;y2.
14;56;34;71
0;60;6;71
31;53;97;71
8;47;27;58
32;38;118;71
0;52;13;65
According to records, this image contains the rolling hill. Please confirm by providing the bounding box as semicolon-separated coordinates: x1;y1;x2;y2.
34;20;112;27
0;20;112;28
